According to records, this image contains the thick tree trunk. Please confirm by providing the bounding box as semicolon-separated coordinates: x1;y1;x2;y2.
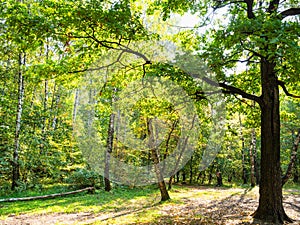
253;59;292;224
148;119;170;201
12;53;25;190
282;129;300;186
104;113;115;192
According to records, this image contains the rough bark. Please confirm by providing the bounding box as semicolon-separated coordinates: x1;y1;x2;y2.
12;53;25;190
104;113;115;192
252;59;293;224
282;129;300;186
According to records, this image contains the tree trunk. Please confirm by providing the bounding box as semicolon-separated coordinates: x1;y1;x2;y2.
216;171;223;187
208;164;214;185
293;164;299;183
168;175;173;190
252;129;260;185
189;156;193;184
176;171;180;183
104;113;115;192
12;53;25;190
72;89;79;129
51;87;60;130
239;113;247;185
282;129;300;186
253;59;292;223
40;79;48;154
249;128;256;187
148;119;170;201
182;170;186;184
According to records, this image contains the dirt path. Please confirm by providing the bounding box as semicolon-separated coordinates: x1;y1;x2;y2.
1;186;299;225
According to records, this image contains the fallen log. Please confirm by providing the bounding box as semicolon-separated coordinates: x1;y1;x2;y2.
0;187;95;203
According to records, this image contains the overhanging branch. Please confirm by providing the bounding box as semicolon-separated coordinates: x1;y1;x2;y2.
280;8;300;19
278;80;300;98
202;77;263;105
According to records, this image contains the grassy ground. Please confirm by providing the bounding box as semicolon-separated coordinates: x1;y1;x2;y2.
0;184;299;225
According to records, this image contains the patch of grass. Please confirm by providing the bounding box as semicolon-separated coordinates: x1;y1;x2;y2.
0;185;159;219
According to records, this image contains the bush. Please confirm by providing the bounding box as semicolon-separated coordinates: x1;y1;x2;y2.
65;168;101;189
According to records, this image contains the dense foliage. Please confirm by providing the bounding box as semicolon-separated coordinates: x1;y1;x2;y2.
0;0;299;223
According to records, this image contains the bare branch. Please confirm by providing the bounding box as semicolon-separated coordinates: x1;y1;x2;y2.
278;80;300;98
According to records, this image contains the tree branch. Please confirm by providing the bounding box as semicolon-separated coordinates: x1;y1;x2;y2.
280;8;300;19
267;0;280;13
240;40;264;58
278;80;300;98
202;76;263;105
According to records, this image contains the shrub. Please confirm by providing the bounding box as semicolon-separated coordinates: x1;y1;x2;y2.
65;168;101;189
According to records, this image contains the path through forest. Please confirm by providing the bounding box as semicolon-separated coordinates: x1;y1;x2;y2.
1;186;299;225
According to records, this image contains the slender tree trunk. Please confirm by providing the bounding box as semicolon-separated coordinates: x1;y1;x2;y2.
249;128;256;187
252;129;260;185
208;164;214;185
72;89;79;128
182;170;186;184
176;171;180;183
293;164;299;183
12;53;25;190
282;129;300;186
189;156;193;184
239;113;247;185
148;119;170;201
201;171;206;184
253;59;292;223
40;80;48;154
104;113;115;192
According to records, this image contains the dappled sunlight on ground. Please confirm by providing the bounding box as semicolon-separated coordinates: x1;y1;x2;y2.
0;186;299;225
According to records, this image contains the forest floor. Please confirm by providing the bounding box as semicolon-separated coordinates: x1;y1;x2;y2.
0;185;299;225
